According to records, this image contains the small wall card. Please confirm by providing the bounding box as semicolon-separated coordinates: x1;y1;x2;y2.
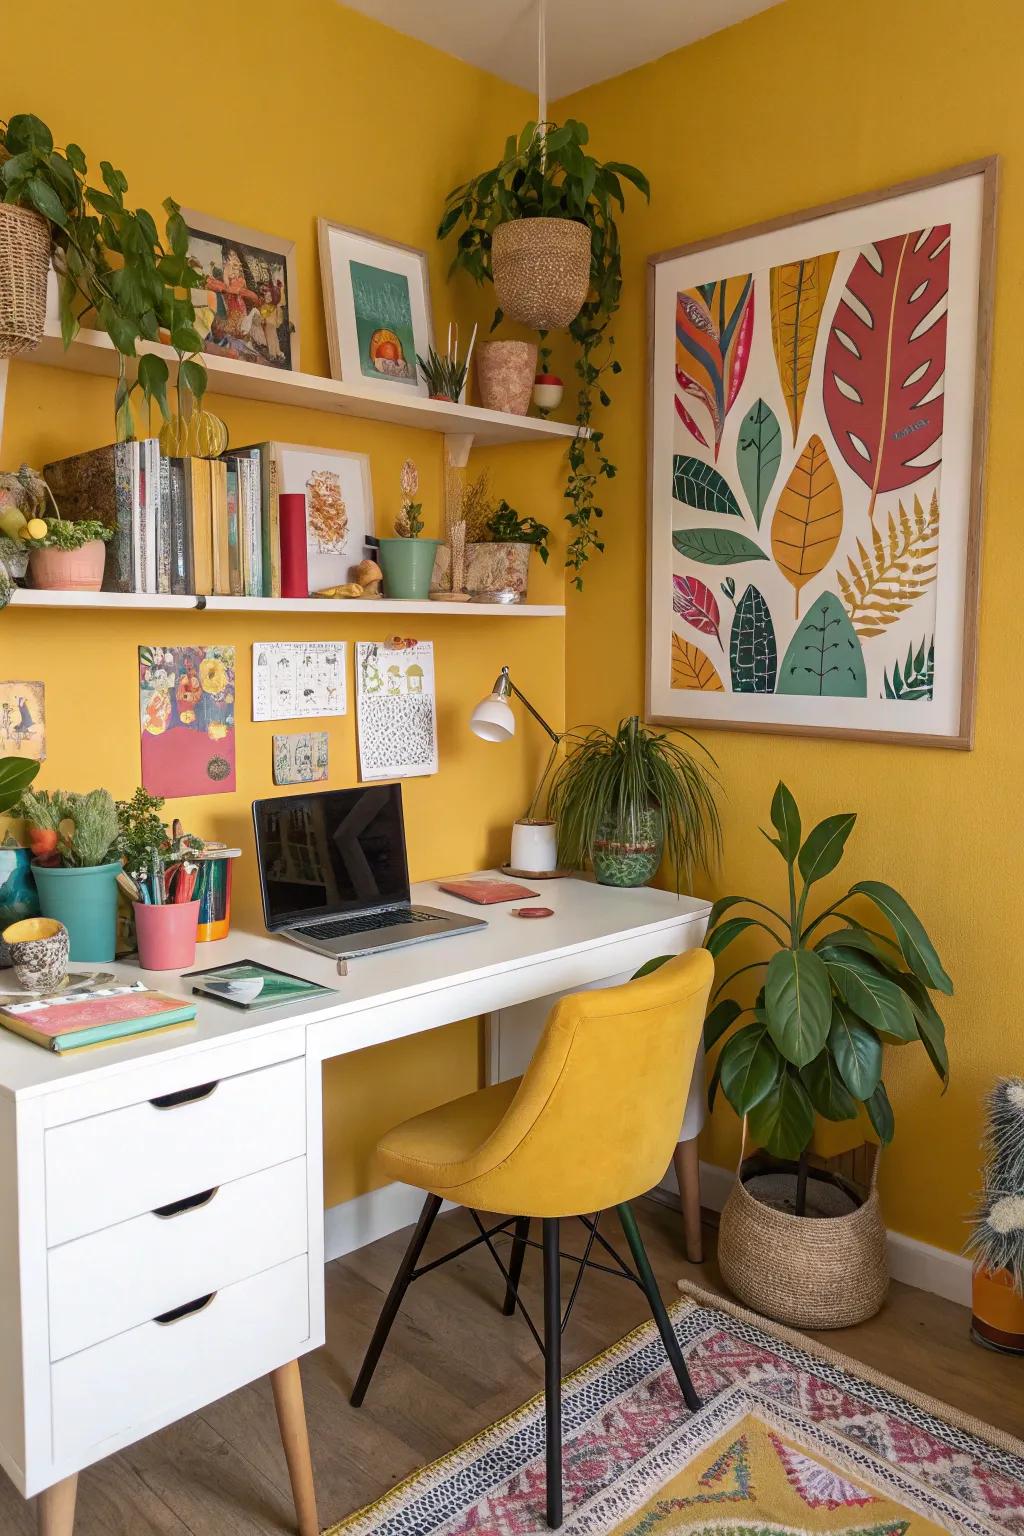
356;640;437;781
252;641;347;721
273;732;328;785
0;681;44;761
140;646;235;797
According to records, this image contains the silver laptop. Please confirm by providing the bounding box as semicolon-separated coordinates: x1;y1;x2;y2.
252;785;486;959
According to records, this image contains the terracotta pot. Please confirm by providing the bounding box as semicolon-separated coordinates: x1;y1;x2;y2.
29;539;106;591
972;1266;1024;1354
491;218;592;330
476;341;537;416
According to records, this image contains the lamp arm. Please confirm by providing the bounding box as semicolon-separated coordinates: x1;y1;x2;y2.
496;666;560;744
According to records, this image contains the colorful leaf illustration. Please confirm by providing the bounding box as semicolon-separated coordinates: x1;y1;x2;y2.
672;573;722;645
672;455;743;516
735;398;781;528
836;491;939;639
673;528;768;565
670;633;725;691
823;225;949;525
770;253;838;442
883;635;935;700
729;583;777;693
777;592;866;697
770;434;843;618
675;276;754;460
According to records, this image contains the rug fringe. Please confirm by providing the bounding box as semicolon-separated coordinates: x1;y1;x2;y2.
676;1278;1024;1457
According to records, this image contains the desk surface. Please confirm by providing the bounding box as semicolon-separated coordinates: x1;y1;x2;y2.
0;875;710;1101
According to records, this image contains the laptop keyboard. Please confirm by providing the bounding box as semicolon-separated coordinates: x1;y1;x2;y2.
293;908;437;941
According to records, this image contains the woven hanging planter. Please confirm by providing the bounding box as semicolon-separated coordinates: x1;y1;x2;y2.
0;204;51;359
718;1131;889;1331
491;217;591;331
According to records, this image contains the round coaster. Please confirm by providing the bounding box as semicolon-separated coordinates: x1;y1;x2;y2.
514;906;554;919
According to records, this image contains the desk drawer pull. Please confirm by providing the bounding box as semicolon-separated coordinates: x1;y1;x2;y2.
149;1081;218;1110
152;1187;218;1219
154;1292;217;1326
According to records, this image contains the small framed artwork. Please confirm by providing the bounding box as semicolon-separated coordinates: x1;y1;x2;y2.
646;159;997;749
274;443;374;592
318;219;432;394
182;211;299;371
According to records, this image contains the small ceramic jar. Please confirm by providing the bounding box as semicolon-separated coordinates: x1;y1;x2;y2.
1;916;70;992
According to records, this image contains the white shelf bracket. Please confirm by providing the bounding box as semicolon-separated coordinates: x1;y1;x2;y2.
444;432;474;470
0;358;9;460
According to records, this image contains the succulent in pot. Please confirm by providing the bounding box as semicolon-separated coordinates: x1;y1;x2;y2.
18;786;121;961
21;513;112;591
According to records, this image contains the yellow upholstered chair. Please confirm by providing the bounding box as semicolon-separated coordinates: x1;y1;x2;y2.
350;947;715;1529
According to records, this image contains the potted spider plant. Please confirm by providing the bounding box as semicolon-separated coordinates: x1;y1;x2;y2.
546;716;720;891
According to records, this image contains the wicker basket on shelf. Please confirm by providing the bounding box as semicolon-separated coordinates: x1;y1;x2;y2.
0;204;51;358
491;217;591;331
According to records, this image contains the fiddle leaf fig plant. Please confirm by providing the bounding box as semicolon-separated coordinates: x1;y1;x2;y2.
438;119;649;585
706;782;952;1161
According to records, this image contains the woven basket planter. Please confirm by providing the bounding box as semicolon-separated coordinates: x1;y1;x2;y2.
0;204;51;358
718;1150;889;1330
492;217;591;331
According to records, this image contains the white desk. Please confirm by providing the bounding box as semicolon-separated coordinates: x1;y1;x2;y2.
0;875;709;1533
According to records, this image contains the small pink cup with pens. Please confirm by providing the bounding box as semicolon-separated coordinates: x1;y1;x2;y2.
133;899;200;970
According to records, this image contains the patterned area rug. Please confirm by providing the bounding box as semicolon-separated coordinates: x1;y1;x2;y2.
326;1284;1024;1536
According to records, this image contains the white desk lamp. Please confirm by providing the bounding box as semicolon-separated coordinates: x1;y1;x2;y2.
470;666;561;872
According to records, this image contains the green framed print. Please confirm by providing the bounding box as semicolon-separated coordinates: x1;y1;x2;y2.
318;219;433;395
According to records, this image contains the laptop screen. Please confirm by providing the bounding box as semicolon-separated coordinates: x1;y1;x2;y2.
253;785;411;930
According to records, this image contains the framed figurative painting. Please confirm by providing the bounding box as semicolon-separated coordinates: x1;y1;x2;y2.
182;211;299;371
318;219;432;394
646;160;996;749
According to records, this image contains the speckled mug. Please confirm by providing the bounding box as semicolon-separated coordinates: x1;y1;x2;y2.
1;917;70;993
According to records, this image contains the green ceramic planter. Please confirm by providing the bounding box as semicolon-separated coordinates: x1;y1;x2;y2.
31;861;121;962
592;809;663;888
379;538;441;600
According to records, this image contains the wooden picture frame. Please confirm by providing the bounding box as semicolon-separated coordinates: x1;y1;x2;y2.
645;158;998;750
317;219;433;396
181;211;300;372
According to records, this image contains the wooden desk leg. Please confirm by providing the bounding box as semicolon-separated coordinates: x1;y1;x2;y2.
673;1137;703;1265
271;1360;319;1536
37;1475;77;1536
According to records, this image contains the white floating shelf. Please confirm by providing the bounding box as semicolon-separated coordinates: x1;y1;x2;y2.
8;588;565;618
23;324;583;451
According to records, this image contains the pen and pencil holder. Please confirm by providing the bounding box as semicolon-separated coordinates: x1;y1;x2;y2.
133;900;200;971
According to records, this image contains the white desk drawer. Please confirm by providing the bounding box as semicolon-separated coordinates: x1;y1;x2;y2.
52;1253;309;1465
48;1157;308;1361
45;1057;306;1246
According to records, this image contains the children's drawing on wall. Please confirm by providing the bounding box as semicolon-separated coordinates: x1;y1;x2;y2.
0;681;44;760
356;639;437;781
273;732;328;786
139;645;236;797
252;642;347;721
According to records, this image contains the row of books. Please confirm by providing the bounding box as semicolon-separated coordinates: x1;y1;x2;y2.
44;440;284;599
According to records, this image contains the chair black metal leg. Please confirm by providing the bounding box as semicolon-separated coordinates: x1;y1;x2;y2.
350;1193;443;1407
503;1216;530;1316
616;1202;701;1412
542;1218;563;1529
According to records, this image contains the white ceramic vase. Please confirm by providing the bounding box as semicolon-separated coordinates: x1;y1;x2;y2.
510;820;558;874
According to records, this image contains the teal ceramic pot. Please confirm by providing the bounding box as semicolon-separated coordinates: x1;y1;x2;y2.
31;861;121;962
592;809;664;888
378;538;441;600
0;846;39;967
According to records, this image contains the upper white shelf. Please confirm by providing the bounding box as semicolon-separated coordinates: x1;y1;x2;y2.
7;589;565;618
23;324;583;450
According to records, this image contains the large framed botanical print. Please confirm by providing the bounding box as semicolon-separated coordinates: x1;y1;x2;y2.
646;160;996;749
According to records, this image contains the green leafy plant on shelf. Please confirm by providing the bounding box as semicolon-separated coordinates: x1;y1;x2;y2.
485;501;550;564
18;516;112;552
0;112;210;440
438;119;650;586
706;782;952;1165
416;346;469;402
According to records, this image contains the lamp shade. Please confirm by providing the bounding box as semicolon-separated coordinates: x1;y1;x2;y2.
470;693;516;742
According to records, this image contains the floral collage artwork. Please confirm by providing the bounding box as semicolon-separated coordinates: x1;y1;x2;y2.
139;645;236;797
647;168;992;747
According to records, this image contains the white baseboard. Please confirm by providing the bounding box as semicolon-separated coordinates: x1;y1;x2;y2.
324;1182;456;1264
655;1159;972;1308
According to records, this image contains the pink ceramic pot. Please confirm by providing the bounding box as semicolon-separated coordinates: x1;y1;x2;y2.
29;540;106;591
134;900;199;971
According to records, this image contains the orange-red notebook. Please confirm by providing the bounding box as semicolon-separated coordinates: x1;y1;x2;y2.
438;878;539;905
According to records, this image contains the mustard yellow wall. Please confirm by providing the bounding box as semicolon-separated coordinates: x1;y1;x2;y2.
557;0;1020;1256
1;0;567;1208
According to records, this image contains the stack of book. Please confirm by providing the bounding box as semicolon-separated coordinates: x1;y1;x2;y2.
0;981;197;1053
43;440;294;599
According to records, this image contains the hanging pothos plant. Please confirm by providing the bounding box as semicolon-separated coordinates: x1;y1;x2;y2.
438;120;649;587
